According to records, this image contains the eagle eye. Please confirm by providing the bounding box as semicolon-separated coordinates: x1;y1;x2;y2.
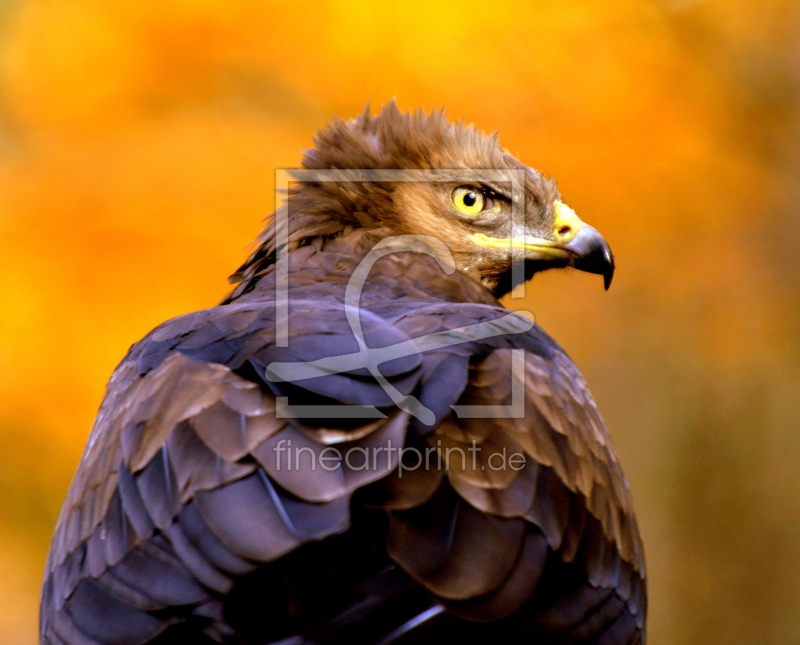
452;185;486;215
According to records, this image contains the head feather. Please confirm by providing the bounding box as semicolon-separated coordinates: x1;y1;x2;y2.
226;102;558;300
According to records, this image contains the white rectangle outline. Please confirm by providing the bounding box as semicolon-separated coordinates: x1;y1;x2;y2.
272;168;528;420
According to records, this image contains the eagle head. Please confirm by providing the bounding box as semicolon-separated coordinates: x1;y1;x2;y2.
234;101;614;298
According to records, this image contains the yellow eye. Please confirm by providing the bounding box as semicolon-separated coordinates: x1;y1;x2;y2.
452;186;485;215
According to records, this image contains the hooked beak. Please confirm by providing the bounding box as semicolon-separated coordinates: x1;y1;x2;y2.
472;200;615;290
562;223;615;290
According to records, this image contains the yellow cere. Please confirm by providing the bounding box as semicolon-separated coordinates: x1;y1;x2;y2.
551;201;585;243
470;201;586;252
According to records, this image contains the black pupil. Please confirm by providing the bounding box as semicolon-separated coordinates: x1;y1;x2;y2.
463;191;477;208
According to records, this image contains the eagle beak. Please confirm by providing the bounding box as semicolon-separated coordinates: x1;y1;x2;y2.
562;223;615;290
471;201;616;289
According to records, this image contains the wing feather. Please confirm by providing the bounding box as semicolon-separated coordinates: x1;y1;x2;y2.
43;302;419;644
377;341;646;639
43;262;645;644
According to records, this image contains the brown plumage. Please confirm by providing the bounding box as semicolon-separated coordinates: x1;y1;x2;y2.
41;102;645;645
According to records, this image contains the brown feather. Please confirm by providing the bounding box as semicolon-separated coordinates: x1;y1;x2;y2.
43;102;644;645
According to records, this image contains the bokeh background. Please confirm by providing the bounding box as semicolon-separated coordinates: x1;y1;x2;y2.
1;0;799;642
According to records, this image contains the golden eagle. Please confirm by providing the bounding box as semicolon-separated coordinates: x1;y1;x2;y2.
41;102;645;645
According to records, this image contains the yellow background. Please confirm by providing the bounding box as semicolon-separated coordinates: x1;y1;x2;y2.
1;1;799;642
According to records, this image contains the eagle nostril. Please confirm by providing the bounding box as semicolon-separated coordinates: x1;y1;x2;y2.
558;225;571;237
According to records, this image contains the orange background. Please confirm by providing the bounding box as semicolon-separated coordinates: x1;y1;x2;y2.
1;1;800;643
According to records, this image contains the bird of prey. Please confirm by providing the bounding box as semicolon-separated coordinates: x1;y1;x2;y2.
41;102;645;645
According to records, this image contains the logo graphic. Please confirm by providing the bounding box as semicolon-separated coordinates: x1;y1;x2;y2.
265;169;533;422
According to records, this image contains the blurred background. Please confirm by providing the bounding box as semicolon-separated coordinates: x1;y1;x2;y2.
0;0;799;642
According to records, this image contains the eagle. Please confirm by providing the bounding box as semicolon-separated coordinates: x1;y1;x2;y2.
40;102;645;645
